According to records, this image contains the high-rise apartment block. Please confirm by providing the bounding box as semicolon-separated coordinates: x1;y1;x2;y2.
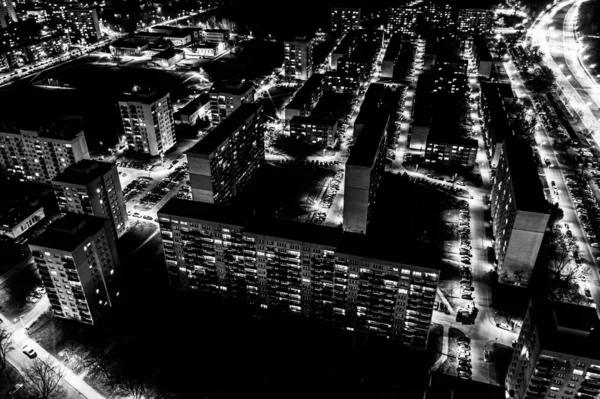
118;87;175;156
490;139;549;284
209;80;255;126
284;36;313;81
187;102;264;205
52;160;128;238
505;298;600;399
343;109;390;235
473;35;493;79
386;5;420;37
330;7;361;35
0;124;90;183
158;199;440;349
29;213;121;325
51;6;101;45
457;8;493;36
480;82;516;167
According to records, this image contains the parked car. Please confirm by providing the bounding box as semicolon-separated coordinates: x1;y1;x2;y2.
484;350;492;362
25;296;39;303
22;345;37;359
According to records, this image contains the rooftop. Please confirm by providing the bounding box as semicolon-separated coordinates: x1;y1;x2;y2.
152;48;184;60
413;73;433;126
347;109;389;168
120;85;170;104
427;136;478;147
52;160;114;186
503;138;548;214
0;203;43;230
481;82;515;144
355;83;385;124
290;116;337;126
210;79;254;95
187;102;263;156
473;35;492;62
30;213;108;252
425;372;504;399
383;34;403;62
17;117;85;141
332;34;356;55
157;198;248;227
286;73;324;110
177;96;209;117
245;218;342;248
529;298;600;360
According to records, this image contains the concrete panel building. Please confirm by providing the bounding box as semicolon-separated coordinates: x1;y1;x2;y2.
490;139;549;285
284;73;324;120
330;7;361;35
457;8;493;36
187;102;264;205
0;123;90;183
506;298;600;399
209;80;255;126
424;137;478;167
284;36;313;81
0;204;45;239
29;213;121;325
473;35;493;79
290;116;338;148
52;160;128;238
118;87;175;156
343;110;389;235
157;199;440;350
480;82;516;167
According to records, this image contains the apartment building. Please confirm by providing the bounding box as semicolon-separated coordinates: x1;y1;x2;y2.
0;204;45;239
0;124;90;183
330;7;361;35
209;79;255;126
386;5;421;37
490;139;549;284
284;36;313;81
343;109;390;235
118;87;175;156
330;33;357;70
203;28;230;43
51;6;101;45
157;198;440;349
410;73;433;150
0;0;17;28
29;213;121;325
354;83;385;137
324;71;361;94
187;102;264;205
381;34;402;79
337;43;377;82
480;82;517;167
52;160;128;238
457;8;493;36
284;73;325;120
422;2;454;31
424;137;478;167
289;116;338;148
473;35;493;79
506;298;600;399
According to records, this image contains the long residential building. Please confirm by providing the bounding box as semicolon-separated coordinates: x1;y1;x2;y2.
473;35;493;79
424;137;478;167
158;198;440;349
480;82;517;167
284;73;325;120
490;139;549;285
50;6;101;45
283;36;313;81
52;160;128;238
506;298;600;399
187;102;264;205
29;213;121;325
0;124;90;183
118;87;176;156
344;109;390;235
290;116;338;148
209;79;255;126
456;8;493;36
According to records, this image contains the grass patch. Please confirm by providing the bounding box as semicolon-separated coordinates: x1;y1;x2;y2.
0;265;41;318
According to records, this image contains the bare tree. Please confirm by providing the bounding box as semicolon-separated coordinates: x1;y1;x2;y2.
22;358;66;399
0;327;14;376
116;375;175;399
81;349;117;384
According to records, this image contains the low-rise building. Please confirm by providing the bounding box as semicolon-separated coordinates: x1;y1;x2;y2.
163;30;192;47
175;96;210;125
506;298;600;399
151;48;185;68
290;116;338;148
203;29;230;43
0;204;45;239
29;213;121;325
184;42;224;59
490;139;549;284
109;38;149;57
424;137;478;167
187;102;264;205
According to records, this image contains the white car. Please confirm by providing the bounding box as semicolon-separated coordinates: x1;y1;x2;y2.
25;296;39;303
35;286;46;294
22;345;37;359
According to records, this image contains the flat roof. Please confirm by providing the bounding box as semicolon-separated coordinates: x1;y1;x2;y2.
245;218;342;248
290;116;337;126
210;79;254;95
0;203;42;229
177;96;208;116
153;48;184;60
165;30;192;38
481;82;515;143
473;35;492;62
30;213;107;252
187;102;262;156
119;87;169;104
504;138;548;214
347;109;389;168
383;34;402;62
413;73;433;126
286;74;324;110
332;34;356;55
426;372;504;399
204;29;229;33
157;198;248;227
355;83;385;124
52;160;114;186
427;136;478;147
530;298;600;360
18;117;84;141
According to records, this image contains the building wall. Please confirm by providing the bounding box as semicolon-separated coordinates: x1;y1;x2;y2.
502;211;549;278
284;39;313;81
330;7;361;34
409;125;430;150
187;155;214;203
0;207;45;238
0;130;90;183
289;118;337;148
424;141;478;167
343;165;370;234
118;93;176;156
157;212;439;349
209;87;255;126
478;60;493;79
